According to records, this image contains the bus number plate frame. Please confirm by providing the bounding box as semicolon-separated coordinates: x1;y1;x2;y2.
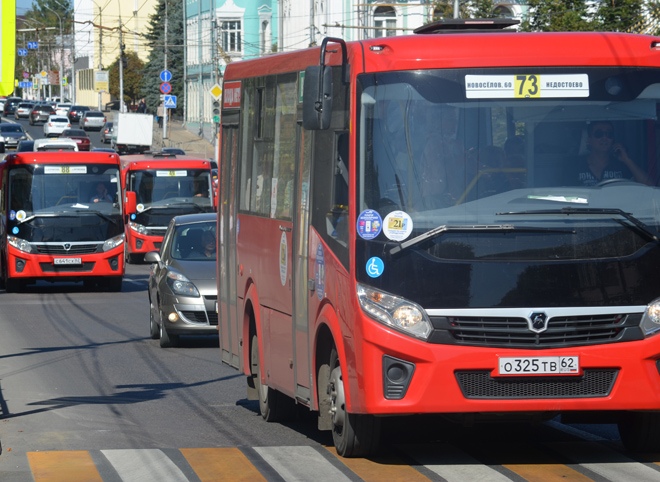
53;258;82;265
498;356;580;376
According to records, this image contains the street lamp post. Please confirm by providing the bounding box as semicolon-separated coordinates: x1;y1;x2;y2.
43;5;64;100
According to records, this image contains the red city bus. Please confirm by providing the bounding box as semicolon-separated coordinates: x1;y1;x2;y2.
0;151;124;292
217;19;660;456
121;153;215;263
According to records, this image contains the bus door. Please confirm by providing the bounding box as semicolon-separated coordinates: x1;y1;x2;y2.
219;122;241;369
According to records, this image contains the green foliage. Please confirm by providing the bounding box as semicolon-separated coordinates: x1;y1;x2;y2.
521;0;593;32
108;51;145;105
139;0;184;116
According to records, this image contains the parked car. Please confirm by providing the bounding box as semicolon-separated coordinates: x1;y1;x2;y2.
59;128;91;151
0;123;28;149
14;102;35;119
2;97;22;117
100;122;114;143
43;115;71;137
67;105;90;123
144;213;218;348
29;104;56;125
104;100;120;111
161;147;186;155
55;103;72;116
91;147;116;153
79;110;106;131
34;138;79;151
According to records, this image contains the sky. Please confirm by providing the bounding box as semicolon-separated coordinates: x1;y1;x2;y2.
17;0;34;16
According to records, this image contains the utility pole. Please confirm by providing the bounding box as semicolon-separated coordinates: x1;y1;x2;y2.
43;5;64;100
119;20;125;113
163;0;168;139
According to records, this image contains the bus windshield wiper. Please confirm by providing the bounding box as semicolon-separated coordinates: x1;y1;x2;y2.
497;207;660;244
16;212;57;225
389;224;575;255
168;202;207;212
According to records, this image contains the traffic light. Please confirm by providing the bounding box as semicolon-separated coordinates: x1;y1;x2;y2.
121;55;127;69
212;100;220;123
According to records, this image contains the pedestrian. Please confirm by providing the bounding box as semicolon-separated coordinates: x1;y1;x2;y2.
157;102;164;128
137;98;147;113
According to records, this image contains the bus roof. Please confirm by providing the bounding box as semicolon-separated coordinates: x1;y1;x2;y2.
223;31;660;82
120;155;212;171
2;151;120;166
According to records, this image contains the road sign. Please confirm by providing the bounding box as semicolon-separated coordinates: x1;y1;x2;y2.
27;41;38;49
22;71;29;79
160;82;172;94
210;83;222;100
164;95;177;109
17;49;27;57
160;70;172;83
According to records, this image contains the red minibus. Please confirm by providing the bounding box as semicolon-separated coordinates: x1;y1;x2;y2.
217;19;660;456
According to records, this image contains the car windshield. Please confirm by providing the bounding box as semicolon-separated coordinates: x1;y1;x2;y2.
170;221;216;260
1;125;24;133
63;129;87;136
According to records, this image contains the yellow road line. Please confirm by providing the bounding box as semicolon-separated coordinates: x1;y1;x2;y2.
325;446;432;482
27;451;103;482
181;447;267;482
503;463;593;481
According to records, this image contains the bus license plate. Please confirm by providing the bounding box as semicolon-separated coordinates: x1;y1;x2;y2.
53;258;82;265
498;356;579;376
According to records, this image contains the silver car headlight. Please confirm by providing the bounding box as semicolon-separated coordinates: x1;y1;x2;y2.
102;233;124;252
640;298;660;337
357;283;431;340
7;235;33;253
129;221;148;235
166;270;200;297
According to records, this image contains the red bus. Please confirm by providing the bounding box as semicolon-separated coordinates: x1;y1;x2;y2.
0;151;124;292
217;19;660;456
121;154;215;263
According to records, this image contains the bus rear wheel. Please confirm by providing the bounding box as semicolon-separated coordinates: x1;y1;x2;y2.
250;334;296;422
324;347;380;457
618;411;660;452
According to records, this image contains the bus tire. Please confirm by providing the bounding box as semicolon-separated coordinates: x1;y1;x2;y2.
5;278;23;293
102;276;123;292
326;347;380;457
251;334;296;422
618;412;660;452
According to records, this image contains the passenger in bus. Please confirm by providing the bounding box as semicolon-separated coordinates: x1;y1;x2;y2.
503;135;527;189
572;121;651;186
90;182;113;203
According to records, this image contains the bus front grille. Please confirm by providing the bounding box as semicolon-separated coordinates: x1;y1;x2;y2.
456;369;617;399
35;243;101;254
429;313;641;348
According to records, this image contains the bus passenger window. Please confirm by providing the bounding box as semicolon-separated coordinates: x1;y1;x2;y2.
328;132;349;244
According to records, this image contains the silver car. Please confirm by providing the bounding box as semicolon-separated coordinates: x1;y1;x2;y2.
0;123;28;149
79;110;106;131
145;213;218;347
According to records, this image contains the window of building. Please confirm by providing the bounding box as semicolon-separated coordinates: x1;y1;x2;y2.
221;20;242;54
373;6;397;38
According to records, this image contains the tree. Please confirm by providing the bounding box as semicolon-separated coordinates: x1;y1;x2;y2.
140;0;184;116
595;0;645;33
521;0;594;32
108;51;145;106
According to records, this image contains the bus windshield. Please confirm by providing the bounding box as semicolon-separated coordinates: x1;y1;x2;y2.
129;169;213;209
357;66;660;307
8;163;122;242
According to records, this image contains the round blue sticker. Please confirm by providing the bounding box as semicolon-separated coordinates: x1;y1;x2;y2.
366;257;384;278
315;244;325;300
356;209;382;240
9;210;16;221
12;226;19;235
131;213;136;220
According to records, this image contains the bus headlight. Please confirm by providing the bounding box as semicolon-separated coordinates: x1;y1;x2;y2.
129;221;148;235
103;233;125;252
7;236;33;254
641;298;660;337
166;270;200;297
357;283;431;340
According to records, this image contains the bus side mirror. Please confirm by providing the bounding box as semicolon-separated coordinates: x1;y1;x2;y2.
303;65;333;130
124;190;137;215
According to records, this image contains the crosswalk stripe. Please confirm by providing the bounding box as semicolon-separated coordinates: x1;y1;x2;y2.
324;445;431;481
101;449;188;482
253;446;352;481
181;447;267;481
399;443;514;481
548;441;660;481
503;463;593;481
27;450;104;482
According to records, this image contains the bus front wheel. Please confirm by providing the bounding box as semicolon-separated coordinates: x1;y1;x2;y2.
324;347;380;457
618;411;660;452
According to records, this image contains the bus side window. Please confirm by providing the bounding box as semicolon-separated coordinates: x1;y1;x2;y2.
328;132;349;244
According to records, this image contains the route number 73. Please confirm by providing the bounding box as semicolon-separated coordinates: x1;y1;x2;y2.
515;74;540;98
